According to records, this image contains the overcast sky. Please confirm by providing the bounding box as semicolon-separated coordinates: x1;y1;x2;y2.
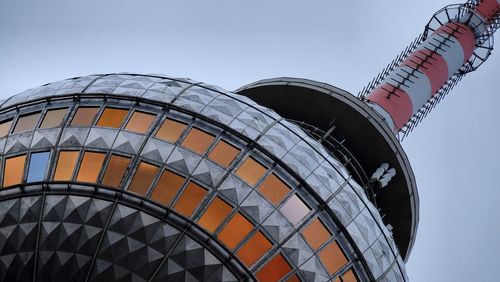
1;1;499;281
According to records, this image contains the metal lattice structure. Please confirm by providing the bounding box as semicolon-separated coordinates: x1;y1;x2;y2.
359;0;500;140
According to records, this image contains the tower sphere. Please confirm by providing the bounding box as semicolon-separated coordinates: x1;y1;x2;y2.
0;73;411;281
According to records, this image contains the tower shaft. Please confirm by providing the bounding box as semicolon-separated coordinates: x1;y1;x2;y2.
365;0;500;132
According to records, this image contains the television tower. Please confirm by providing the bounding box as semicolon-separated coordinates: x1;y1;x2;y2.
0;1;497;281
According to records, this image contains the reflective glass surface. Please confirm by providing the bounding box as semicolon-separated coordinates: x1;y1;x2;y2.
54;151;79;181
0;120;12;138
124;111;156;133
198;197;233;233
236;231;272;267
3;155;26;187
173;181;208;217
40;108;67;128
71;107;99;126
235;157;266;186
208;140;239;167
255;253;292;282
96;108;128;128
181;127;214;154
102;155;131;188
302;217;331;250
13;112;40;134
280;194;310;225
258;173;290;206
318;240;348;275
76;152;106;182
128;162;159;196
27;152;50;182
218;212;254;249
155;118;186;143
150;170;186;206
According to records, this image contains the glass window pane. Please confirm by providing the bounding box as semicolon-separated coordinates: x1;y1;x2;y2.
0;120;13;138
255;253;292;282
236;230;272;267
181;128;214;154
102;155;131;188
155;118;187;143
208;139;240;167
128;162;159;196
3;155;26;187
13;112;40;134
40;108;68;129
124;111;156;134
96;108;128;128
341;269;358;282
217;212;254;249
284;274;301;282
150;170;186;206
318;240;348;275
27;152;50;182
71;107;100;126
54;151;79;181
235;157;266;186
76;152;106;183
258;173;291;206
173;182;207;217
302;217;331;250
280;194;311;225
198;197;233;233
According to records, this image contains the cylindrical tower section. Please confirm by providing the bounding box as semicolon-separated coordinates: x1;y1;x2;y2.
365;0;499;132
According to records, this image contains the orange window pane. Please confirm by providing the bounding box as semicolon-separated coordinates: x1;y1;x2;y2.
13;112;40;134
124;111;156;134
0;120;12;138
128;162;159;196
54;151;79;181
198;197;233;233
96;108;128;128
102;155;131;188
217;212;254;249
236;231;273;267
76;152;106;183
258;173;291;206
3;155;26;187
208;140;240;167
302;217;332;250
280;194;310;225
155;118;187;143
342;269;358;282
284;274;301;282
150;170;186;206
181;128;214;154
318;240;348;275
40;108;68;129
71;107;100;126
235;157;266;186
255;253;292;282
173;181;208;217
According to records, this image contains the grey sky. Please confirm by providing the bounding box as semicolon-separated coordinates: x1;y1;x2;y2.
1;1;499;281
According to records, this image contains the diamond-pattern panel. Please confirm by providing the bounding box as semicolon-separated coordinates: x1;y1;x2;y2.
37;195;113;282
152;235;237;282
0;196;42;281
90;204;181;281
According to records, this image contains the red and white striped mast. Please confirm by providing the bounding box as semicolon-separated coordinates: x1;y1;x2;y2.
360;0;500;138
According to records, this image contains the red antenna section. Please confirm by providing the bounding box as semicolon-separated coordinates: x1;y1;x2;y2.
359;0;500;138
